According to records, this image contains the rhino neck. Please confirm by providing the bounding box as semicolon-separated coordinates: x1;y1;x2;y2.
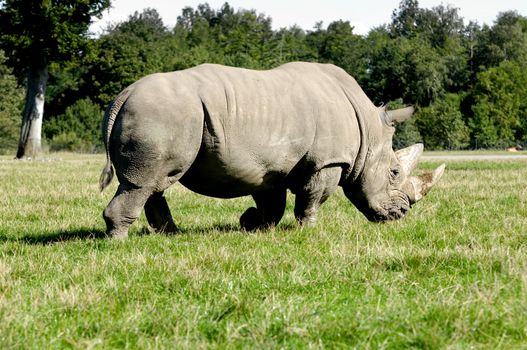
338;87;377;184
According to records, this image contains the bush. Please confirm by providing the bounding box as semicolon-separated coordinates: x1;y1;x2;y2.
416;94;470;150
50;131;95;153
49;131;94;153
0;110;21;153
44;98;104;152
0;50;24;153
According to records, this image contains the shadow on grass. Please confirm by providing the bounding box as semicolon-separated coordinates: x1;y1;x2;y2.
11;228;108;245
181;222;243;235
181;221;298;235
1;221;297;245
131;222;244;237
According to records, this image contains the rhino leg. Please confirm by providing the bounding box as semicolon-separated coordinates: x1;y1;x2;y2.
144;192;179;233
240;187;286;231
294;167;342;226
103;184;153;238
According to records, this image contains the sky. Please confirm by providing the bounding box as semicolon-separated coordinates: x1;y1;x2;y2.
91;0;527;36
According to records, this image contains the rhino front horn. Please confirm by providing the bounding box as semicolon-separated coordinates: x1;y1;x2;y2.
404;163;446;204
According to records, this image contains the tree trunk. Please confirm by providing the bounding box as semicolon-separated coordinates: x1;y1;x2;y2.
15;65;48;159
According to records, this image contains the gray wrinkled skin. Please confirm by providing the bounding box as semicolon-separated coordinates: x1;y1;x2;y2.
100;62;444;238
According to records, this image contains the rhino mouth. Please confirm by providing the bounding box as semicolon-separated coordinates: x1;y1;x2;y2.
366;190;411;222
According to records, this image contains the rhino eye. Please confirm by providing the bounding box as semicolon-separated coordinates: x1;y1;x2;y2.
389;166;401;179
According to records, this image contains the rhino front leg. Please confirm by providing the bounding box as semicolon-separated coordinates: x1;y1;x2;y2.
144;192;179;233
103;184;153;238
294;167;342;226
240;187;286;231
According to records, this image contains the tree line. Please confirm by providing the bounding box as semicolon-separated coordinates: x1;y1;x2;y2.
1;0;527;154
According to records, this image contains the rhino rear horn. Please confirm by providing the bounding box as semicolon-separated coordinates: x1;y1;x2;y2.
386;106;415;124
395;143;423;176
404;164;446;204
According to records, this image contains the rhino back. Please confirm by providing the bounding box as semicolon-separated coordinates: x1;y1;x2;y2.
179;63;362;197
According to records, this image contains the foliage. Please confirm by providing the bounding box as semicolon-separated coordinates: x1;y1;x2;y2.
364;32;448;106
365;2;469;106
416;93;470;150
0;50;23;152
387;99;422;150
0;0;111;157
0;0;111;77
84;8;172;106
263;26;316;67
44;97;104;152
212;3;274;68
467;61;527;148
48;131;94;152
307;20;366;79
470;11;527;72
1;154;527;347
171;3;275;70
2;1;527;151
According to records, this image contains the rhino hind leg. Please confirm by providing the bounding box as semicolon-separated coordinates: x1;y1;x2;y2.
144;192;179;233
240;187;286;231
294;167;342;226
103;184;155;238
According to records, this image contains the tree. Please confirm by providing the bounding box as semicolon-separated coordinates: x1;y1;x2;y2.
212;3;274;68
84;8;171;105
364;31;448;106
306;20;367;79
467;61;527;148
416;93;470;150
390;0;421;38
0;0;110;158
416;4;464;48
471;11;527;72
262;26;316;68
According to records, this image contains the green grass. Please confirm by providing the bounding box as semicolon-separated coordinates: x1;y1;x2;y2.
1;153;526;348
424;149;527;156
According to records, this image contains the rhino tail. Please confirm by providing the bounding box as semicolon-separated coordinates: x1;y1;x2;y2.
99;87;133;192
99;162;114;192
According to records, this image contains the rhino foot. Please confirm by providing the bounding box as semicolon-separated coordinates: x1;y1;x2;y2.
239;207;281;231
106;229;129;240
240;207;266;231
240;189;287;231
144;192;179;234
103;184;153;239
296;213;317;227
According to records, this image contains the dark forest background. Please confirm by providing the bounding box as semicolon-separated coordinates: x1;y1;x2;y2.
1;0;527;152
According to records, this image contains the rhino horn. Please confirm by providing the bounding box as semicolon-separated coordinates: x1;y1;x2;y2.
386;106;415;124
404;164;446;204
395;143;424;176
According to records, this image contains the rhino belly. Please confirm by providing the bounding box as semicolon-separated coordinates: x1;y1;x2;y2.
179;149;288;198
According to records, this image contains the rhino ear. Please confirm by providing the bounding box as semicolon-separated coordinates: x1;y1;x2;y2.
386;106;415;124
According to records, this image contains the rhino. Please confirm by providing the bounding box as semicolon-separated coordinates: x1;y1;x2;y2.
99;62;445;238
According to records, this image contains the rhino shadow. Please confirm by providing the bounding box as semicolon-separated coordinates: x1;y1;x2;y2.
23;229;108;245
145;222;241;236
180;222;297;235
0;221;297;245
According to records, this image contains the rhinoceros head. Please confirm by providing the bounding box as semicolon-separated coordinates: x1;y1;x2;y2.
343;106;445;222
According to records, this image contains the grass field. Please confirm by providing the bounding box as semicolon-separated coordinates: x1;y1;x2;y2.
1;153;526;348
424;150;527;156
